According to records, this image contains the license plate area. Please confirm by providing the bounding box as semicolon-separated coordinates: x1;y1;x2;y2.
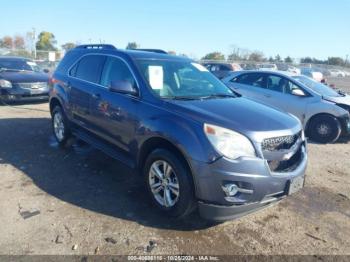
288;176;304;195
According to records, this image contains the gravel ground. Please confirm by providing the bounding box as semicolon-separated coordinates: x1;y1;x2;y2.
0;85;349;255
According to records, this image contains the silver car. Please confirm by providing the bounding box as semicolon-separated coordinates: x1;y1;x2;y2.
222;71;350;143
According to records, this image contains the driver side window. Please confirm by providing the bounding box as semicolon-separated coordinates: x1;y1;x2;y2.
284;81;306;96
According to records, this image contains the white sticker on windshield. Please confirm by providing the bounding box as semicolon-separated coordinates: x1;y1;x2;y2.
148;66;163;90
191;63;209;72
27;62;37;66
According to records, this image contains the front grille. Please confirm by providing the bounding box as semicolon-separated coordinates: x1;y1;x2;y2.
267;147;303;173
17;82;48;89
261;132;301;151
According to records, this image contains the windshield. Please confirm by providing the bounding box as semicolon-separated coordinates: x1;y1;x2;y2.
0;60;41;72
292;75;341;97
135;59;235;99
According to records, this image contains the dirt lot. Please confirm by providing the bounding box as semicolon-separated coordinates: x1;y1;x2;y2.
0;78;349;255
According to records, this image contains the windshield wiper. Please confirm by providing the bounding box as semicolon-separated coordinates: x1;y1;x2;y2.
198;93;236;99
162;95;199;100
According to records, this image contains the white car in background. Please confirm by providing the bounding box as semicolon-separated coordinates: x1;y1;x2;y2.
257;63;277;71
329;69;346;77
300;67;323;82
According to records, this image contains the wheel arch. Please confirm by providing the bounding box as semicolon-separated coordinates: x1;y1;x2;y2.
137;136;197;192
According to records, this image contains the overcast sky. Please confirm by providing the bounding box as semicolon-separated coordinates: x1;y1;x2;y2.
1;0;349;60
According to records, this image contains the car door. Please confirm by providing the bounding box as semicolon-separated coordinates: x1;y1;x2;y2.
227;72;268;102
89;56;140;154
68;55;106;130
259;74;312;123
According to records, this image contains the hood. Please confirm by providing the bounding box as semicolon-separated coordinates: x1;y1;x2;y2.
166;97;301;142
323;94;350;106
0;71;49;83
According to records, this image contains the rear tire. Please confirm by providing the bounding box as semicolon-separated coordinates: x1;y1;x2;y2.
143;148;196;218
52;105;71;146
308;115;341;143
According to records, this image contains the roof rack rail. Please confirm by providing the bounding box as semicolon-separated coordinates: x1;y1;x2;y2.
134;49;167;54
75;44;116;50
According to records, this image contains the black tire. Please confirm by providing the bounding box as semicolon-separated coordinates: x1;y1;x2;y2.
51;105;71;146
308;115;341;143
143;148;196;218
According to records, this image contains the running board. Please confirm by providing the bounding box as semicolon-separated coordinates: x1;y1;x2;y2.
72;130;136;169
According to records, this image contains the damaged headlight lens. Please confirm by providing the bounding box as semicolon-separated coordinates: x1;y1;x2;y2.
204;123;256;160
0;79;12;88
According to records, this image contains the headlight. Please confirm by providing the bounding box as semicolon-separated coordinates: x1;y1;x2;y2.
204;123;256;159
0;79;12;88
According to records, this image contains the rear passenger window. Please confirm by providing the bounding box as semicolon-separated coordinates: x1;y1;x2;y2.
74;55;106;83
236;73;266;88
100;57;136;88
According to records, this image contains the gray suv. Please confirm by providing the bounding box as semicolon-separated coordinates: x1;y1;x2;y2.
50;45;307;221
223;71;350;143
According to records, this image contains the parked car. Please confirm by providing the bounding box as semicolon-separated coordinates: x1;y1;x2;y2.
0;56;49;102
257;63;278;71
300;67;323;82
49;44;307;221
329;69;346;77
222;71;350;143
202;62;242;79
276;63;301;74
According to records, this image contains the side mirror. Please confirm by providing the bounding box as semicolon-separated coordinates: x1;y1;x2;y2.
109;80;137;95
291;89;306;96
43;69;50;73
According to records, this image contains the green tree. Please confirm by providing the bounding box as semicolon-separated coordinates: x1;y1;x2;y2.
202;52;225;60
300;57;313;63
126;42;139;49
284;56;293;63
268;56;274;62
327;57;344;66
36;31;57;51
275;54;282;62
61;42;76;51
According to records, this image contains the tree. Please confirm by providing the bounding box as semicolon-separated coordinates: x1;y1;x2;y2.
126;42;139;49
268;56;274;62
248;51;265;62
61;42;76;51
202;52;225;60
36;31;57;51
274;54;282;62
300;57;313;63
284;56;293;63
1;36;13;49
327;57;344;66
13;35;25;49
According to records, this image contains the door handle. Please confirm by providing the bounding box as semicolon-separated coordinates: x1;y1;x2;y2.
92;93;101;99
264;94;271;98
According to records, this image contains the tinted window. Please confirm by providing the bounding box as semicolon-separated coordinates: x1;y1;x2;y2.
74;55;106;83
100;57;136;88
236;73;266;88
219;65;231;71
266;75;285;92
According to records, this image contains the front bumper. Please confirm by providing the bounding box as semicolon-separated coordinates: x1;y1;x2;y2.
190;143;307;221
0;87;49;102
339;114;350;136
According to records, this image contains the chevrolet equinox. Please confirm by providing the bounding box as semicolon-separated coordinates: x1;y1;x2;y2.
49;44;307;221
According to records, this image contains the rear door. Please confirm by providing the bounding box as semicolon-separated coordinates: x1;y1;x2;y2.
68;55;106;130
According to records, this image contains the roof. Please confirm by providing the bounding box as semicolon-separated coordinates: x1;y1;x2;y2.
0;56;30;61
231;70;298;77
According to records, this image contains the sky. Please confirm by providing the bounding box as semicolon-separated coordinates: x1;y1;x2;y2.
1;0;349;60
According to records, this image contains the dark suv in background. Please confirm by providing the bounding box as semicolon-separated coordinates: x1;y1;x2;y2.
0;56;49;102
49;44;307;221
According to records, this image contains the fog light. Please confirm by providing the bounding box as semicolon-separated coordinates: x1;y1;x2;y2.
222;184;239;197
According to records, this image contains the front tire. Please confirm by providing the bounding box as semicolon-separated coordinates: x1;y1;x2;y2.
308;115;341;143
143;149;196;218
52;105;71;146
